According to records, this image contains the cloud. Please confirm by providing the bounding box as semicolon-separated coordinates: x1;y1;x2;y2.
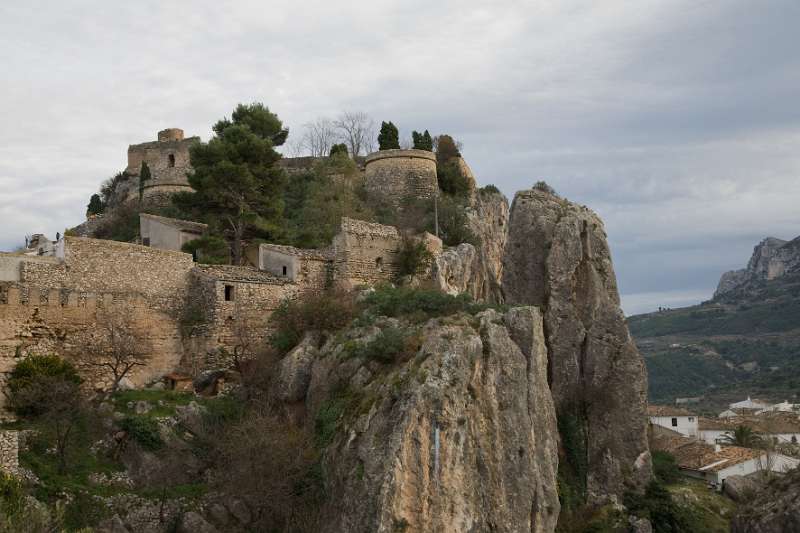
1;1;799;314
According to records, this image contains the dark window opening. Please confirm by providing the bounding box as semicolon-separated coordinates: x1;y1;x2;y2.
376;257;383;272
671;418;678;427
168;154;176;168
282;265;287;276
142;237;150;246
224;285;234;301
792;436;797;444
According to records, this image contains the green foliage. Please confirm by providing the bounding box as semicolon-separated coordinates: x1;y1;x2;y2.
329;143;348;157
86;194;103;216
378;121;400;150
314;398;345;449
6;355;81;417
112;389;195;418
92;202;140;243
173;102;287;264
652;450;681;485
437;194;478;246
394;235;434;280
362;285;483;321
118;416;163;451
435;134;461;163
533;180;557;195
479;184;501;195
283;164;374;249
437;161;471;198
99;171;128;206
0;473;24;518
63;491;110;530
138;161;152;202
269;290;358;354
411;130;433;151
720;425;762;447
624;481;697;533
181;235;229;264
557;408;588;509
347;327;419;364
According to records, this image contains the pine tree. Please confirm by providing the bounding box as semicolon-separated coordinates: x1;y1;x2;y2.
378;121;400;150
172;103;288;265
138;162;152;202
86;194;103;216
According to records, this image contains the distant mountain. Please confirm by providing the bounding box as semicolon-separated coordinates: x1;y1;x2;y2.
629;234;800;411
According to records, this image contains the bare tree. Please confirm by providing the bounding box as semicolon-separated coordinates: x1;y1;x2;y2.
334;111;376;156
299;117;339;157
82;314;152;393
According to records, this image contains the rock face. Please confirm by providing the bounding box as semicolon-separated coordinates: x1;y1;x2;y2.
465;189;510;303
294;308;560;533
732;468;800;533
502;189;651;502
715;236;800;298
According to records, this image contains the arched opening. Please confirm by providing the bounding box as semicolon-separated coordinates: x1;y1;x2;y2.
375;257;383;272
168;154;175;168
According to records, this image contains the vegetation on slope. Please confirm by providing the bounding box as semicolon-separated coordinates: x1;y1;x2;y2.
628;272;800;408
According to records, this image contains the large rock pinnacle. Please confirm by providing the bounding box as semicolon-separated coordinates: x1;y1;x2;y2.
502;189;651;502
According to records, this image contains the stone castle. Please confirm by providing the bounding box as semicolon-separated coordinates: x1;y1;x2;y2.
0;128;459;410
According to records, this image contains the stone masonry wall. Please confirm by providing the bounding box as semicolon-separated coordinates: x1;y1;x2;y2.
125;130;199;202
332;218;401;287
364;149;437;207
0;431;18;475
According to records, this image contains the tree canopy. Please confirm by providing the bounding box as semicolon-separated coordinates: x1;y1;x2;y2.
378;121;400;150
86;194;103;216
173;103;288;264
412;130;433;151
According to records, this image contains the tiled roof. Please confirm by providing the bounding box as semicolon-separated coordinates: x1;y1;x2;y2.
700;414;800;434
647;405;695;417
650;428;762;473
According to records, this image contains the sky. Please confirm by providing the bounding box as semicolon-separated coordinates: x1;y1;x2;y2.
1;0;799;315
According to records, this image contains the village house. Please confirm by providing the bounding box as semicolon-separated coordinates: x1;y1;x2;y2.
699;414;800;445
648;405;698;438
139;213;207;253
651;426;800;489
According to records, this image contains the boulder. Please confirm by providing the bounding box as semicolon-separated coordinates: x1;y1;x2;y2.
178;511;219;533
276;333;318;403
724;474;760;502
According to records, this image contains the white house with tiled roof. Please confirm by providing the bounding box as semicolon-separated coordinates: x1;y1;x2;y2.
650;426;800;488
648;405;698;437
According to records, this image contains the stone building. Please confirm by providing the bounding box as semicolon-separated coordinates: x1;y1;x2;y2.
364;149;438;207
139;213;207;252
125;128;199;204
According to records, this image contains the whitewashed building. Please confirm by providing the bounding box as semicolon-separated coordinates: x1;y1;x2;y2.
648;405;698;438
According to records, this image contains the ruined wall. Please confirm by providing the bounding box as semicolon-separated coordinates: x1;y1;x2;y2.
364;149;437;207
0;431;18;474
258;244;332;286
332;218;401;288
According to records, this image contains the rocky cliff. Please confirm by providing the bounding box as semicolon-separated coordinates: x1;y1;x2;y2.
502;189;651;503
280;307;560;533
732;467;800;533
715;235;800;298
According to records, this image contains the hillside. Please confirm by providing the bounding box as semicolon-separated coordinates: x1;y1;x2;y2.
629;236;800;412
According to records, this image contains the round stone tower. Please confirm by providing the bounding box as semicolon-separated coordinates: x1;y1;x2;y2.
158;128;185;142
364;149;438;207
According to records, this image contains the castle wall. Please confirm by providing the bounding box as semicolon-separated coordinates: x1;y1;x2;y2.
0;254;60;282
125;129;198;204
333;218;401;287
364;149;437;207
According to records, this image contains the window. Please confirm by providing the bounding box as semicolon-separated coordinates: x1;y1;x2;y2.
282;265;287;276
168;154;176;168
142;237;150;246
376;257;383;272
224;285;234;301
688;417;694;422
792;436;797;444
671;418;678;427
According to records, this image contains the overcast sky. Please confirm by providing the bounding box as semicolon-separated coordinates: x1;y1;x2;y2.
1;1;798;315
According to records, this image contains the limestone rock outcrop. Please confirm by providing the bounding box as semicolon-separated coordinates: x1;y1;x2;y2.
291;307;560;533
715;235;800;298
465;189;510;302
732;468;800;533
502;189;651;502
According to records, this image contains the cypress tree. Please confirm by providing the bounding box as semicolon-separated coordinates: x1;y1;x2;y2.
378;121;400;150
86;194;103;216
413;130;433;151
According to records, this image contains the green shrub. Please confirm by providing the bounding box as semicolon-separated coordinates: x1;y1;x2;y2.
479;184;500;195
6;355;81;417
437;195;478;246
412;130;433;151
86;194;104;216
557;408;588;509
533;180;557;196
0;473;24;517
363;285;481;321
118;416;163;451
652;450;681;485
329;143;348;157
395;236;434;280
378;121;400;150
270;290;358;353
624;481;697;533
437;161;471;198
181;235;229;264
349;327;420;364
